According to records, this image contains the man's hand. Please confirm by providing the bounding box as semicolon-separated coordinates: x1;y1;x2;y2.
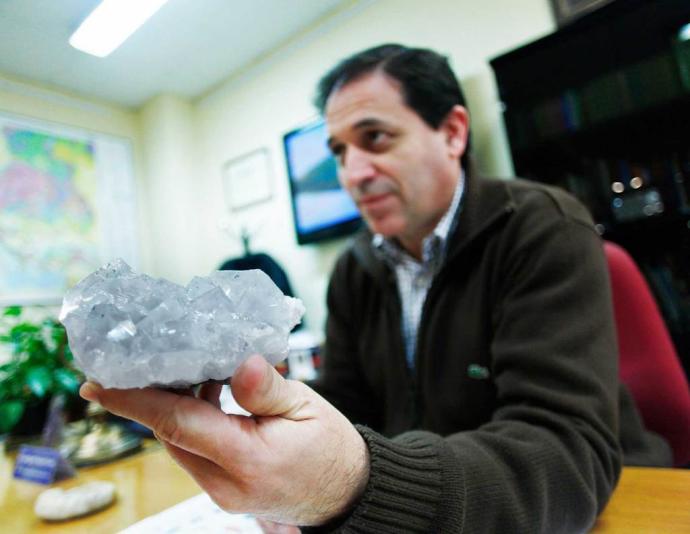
79;354;369;526
256;518;301;533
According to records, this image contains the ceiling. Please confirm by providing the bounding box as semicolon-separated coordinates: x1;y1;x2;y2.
0;0;351;108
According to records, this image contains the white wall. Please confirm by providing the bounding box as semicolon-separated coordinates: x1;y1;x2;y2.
0;73;140;141
1;0;556;336
187;0;555;334
138;94;203;284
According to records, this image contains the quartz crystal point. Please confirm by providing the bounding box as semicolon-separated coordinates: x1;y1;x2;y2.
59;259;305;388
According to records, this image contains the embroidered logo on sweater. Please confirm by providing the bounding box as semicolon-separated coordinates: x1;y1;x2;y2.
467;364;490;379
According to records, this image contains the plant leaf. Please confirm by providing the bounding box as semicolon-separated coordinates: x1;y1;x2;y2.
10;324;41;351
3;306;21;317
63;344;74;362
25;366;53;398
0;361;18;372
53;368;82;394
51;324;67;345
11;323;40;335
0;400;24;433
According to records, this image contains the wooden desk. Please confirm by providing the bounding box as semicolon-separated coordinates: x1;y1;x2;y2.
1;445;689;533
0;441;201;534
591;467;690;533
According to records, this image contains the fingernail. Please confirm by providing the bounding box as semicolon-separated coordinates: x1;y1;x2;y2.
246;353;265;366
80;382;101;402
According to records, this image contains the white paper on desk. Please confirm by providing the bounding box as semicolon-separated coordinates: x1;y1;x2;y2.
118;492;263;533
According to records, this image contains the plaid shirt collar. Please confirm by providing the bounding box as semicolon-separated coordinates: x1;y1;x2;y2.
372;171;465;268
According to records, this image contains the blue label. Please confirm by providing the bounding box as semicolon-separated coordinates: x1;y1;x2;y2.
13;445;60;484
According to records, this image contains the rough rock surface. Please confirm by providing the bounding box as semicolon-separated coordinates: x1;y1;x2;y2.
60;259;304;388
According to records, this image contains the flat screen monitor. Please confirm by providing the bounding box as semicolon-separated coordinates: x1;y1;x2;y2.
283;120;361;245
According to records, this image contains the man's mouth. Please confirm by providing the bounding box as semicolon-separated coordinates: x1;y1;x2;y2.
358;192;392;207
352;180;398;208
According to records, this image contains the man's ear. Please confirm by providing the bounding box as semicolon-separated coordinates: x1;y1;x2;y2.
441;105;469;159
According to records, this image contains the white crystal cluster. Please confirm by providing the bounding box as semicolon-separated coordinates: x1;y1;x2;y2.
60;259;305;388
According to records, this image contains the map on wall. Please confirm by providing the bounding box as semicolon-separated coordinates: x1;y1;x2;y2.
0;114;139;305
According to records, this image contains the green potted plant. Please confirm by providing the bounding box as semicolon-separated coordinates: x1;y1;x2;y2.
0;305;84;437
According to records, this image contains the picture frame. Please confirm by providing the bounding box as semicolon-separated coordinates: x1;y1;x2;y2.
221;148;273;212
550;0;615;26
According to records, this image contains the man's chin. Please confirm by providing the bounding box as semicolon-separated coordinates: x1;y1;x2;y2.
364;216;404;238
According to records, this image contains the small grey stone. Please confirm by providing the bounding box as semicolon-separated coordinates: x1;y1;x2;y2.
60;259;305;388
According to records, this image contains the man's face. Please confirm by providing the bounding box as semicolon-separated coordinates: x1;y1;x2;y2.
325;71;467;254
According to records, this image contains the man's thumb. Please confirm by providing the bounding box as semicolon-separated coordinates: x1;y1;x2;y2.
231;354;303;418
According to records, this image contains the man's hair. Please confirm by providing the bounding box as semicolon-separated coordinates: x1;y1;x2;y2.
315;43;471;169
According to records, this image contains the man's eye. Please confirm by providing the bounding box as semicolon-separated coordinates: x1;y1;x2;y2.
365;130;390;147
330;144;345;162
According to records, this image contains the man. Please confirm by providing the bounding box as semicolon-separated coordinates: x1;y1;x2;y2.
81;44;670;532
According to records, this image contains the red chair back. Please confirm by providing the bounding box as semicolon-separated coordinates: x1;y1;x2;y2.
604;241;690;466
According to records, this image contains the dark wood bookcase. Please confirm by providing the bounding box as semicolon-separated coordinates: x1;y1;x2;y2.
491;0;690;373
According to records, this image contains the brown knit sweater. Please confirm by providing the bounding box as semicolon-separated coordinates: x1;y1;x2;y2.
306;175;670;533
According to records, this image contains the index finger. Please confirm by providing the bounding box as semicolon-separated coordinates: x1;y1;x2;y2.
80;382;251;464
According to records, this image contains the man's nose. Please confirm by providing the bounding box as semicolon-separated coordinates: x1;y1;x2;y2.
341;146;376;187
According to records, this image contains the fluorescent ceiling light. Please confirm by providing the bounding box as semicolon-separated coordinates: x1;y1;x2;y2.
680;23;690;42
69;0;170;57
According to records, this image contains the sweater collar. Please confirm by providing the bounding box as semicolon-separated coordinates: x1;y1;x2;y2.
371;170;465;268
352;170;516;280
443;170;516;262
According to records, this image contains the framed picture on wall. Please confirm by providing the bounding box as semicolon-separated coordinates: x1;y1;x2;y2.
221;148;273;212
550;0;615;26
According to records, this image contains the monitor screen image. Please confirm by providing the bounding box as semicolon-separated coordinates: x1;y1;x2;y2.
283;120;361;244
